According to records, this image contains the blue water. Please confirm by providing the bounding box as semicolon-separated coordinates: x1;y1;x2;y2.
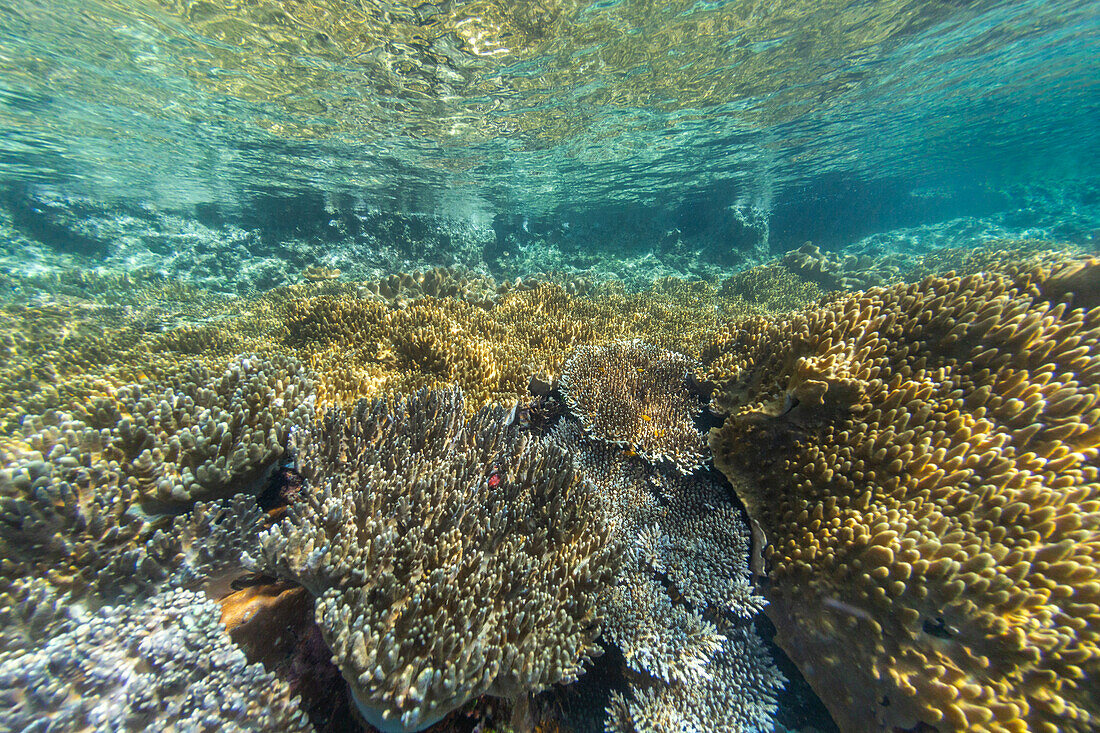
1;0;1097;243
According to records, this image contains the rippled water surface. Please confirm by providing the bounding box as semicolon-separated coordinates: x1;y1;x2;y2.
2;0;1097;217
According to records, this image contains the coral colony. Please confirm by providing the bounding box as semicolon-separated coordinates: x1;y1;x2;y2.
0;248;1096;732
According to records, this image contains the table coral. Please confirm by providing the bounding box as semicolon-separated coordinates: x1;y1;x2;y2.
560;340;706;473
549;365;782;732
256;387;618;732
708;256;1100;732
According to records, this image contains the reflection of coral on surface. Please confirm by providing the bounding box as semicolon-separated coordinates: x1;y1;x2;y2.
258;388;618;733
708;256;1100;732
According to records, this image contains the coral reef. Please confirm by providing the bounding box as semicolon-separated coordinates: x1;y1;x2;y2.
707;256;1100;731
0;264;821;437
5;244;1088;732
0;353;312;508
256;388;618;732
0;581;312;731
560;340;706;473
549;338;783;733
781;241;901;291
277;273;816;419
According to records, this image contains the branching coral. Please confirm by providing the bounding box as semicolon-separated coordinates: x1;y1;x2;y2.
0;583;312;731
0;353;312;510
257;388;618;732
0;355;307;598
560;340;706;473
708;256;1100;732
605;620;785;733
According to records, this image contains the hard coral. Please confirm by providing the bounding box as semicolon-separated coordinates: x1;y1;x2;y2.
257;388;618;732
708;256;1100;732
560;340;706;473
550;358;781;733
0;583;312;731
0;355;308;597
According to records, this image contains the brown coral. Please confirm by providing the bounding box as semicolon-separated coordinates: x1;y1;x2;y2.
257;388;618;732
708;256;1100;732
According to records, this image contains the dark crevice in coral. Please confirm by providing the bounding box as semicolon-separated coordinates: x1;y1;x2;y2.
754;613;840;733
557;643;630;733
259;454;305;512
225;581;361;732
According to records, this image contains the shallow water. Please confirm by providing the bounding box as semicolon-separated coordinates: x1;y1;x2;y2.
0;2;1097;732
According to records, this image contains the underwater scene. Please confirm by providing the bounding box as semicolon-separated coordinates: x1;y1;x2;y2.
0;0;1098;731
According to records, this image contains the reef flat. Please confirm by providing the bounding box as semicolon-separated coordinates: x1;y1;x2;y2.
0;240;1096;733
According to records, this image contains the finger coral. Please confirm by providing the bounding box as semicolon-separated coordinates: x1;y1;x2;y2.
1;353;313;509
0;355;309;597
560;340;706;473
257;388;618;732
708;256;1100;732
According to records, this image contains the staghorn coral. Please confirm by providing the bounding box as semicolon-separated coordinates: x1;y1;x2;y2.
0;276;265;434
359;266;508;309
108;353;314;504
560;340;706;473
136;492;274;595
708;256;1100;732
0;449;271;599
0;583;312;731
256;388;618;733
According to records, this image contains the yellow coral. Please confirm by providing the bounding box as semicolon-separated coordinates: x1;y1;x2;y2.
708;256;1100;732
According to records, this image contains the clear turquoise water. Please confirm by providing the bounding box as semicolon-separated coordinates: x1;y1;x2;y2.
1;0;1096;240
